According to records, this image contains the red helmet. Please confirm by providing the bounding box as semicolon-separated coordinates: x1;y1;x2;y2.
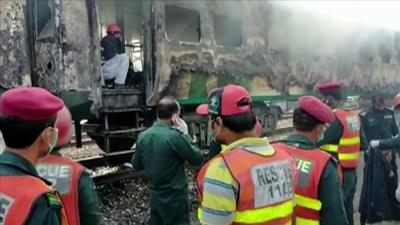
55;106;73;146
393;93;400;109
106;23;122;34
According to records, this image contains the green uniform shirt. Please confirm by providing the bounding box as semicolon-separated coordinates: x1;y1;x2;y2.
280;134;349;225
317;117;343;159
0;151;62;225
77;171;104;225
132;121;204;198
378;134;400;151
359;107;398;151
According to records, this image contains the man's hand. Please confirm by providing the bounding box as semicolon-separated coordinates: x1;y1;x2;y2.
369;140;380;148
173;117;189;135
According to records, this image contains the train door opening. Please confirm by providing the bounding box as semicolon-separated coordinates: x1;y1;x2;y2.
97;0;144;89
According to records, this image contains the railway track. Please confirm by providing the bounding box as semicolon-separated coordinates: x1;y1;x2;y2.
72;114;294;186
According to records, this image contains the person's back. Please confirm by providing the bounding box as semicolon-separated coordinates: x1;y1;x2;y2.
36;106;104;225
134;123;203;190
196;84;296;225
0;87;68;225
272;96;349;225
132;96;203;225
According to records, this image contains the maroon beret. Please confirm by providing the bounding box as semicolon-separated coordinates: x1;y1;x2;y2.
0;87;64;121
298;96;334;124
315;81;341;94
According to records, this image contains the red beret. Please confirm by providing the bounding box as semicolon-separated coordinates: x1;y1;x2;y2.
0;87;64;121
298;96;334;124
315;81;341;94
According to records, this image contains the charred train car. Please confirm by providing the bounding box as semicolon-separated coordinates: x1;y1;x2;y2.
1;0;400;151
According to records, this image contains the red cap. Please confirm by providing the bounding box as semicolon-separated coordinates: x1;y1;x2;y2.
196;84;253;116
298;96;334;123
55;106;72;146
315;81;341;94
107;23;122;34
0;87;64;121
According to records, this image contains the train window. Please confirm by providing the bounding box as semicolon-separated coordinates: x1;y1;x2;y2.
35;0;52;36
214;14;242;47
165;5;201;43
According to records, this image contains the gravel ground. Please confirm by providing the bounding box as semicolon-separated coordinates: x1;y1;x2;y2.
97;170;201;225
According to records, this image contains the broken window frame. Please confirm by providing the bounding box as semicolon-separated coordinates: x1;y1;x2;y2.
164;5;202;45
213;13;243;48
34;0;54;40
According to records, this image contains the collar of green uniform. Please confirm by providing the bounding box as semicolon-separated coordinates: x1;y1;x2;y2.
280;133;316;149
0;151;41;177
222;137;271;153
153;121;171;127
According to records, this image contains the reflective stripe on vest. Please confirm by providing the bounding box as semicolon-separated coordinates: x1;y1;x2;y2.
272;142;331;225
0;176;69;225
321;109;360;169
295;194;322;211
297;217;320;225
37;155;84;225
234;200;293;223
197;200;293;225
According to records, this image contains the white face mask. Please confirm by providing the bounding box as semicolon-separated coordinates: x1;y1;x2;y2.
43;128;58;155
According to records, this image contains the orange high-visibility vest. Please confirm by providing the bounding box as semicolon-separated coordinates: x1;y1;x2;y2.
197;146;296;225
273;142;332;225
0;176;69;225
37;155;85;225
320;109;361;169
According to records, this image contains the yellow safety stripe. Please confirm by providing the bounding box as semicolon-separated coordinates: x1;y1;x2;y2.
295;194;322;211
339;136;360;146
222;137;270;153
296;217;320;225
320;144;338;152
338;152;359;161
234;200;293;223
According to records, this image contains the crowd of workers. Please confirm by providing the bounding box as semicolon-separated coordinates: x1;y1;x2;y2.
1;81;400;225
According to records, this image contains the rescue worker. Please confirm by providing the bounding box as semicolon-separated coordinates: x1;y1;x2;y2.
360;94;398;155
0;87;69;225
196;84;297;225
132;96;204;225
101;23;129;88
316;82;361;225
37;106;104;225
272;96;349;225
370;93;400;150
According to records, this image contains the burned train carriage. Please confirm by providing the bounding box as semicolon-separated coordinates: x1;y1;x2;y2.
1;0;400;151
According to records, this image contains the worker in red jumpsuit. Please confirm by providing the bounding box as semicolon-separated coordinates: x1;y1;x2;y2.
37;106;104;225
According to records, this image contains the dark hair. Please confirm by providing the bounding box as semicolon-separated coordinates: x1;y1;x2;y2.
323;91;342;101
372;94;385;104
0;116;56;148
212;111;257;133
293;108;321;132
156;96;179;119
